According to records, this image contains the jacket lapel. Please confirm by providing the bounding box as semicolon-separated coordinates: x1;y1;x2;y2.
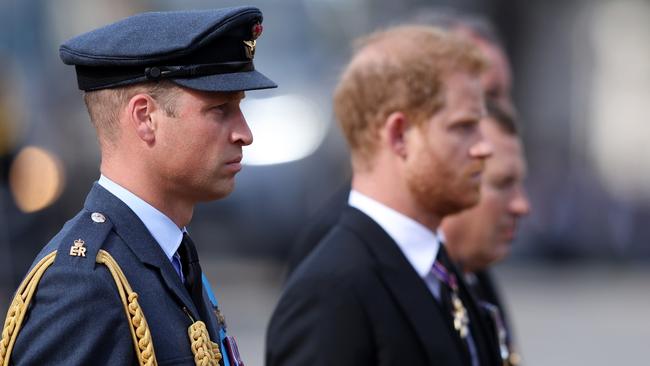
339;207;468;365
83;183;201;320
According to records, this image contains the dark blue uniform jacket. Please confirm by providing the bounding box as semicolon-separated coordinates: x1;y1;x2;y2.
11;183;222;365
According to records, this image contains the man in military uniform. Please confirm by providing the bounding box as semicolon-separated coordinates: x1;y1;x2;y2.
267;25;502;366
1;6;275;366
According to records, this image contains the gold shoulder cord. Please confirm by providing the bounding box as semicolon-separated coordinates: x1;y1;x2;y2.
1;249;223;366
0;250;157;366
97;250;157;366
188;321;222;366
0;252;57;366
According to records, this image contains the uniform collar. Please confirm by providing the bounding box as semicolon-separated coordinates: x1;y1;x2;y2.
98;175;183;261
348;190;441;278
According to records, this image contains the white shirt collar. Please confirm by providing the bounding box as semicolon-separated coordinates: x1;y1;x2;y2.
348;190;440;278
98;175;184;262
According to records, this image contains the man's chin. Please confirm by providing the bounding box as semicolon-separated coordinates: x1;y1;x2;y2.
454;190;481;212
436;196;480;217
197;183;235;202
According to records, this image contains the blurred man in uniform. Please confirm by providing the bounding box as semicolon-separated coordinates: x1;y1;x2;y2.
1;6;275;366
267;25;502;366
441;98;530;366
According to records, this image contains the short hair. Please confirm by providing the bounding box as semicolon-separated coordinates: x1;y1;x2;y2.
334;25;486;169
83;81;180;147
485;96;519;136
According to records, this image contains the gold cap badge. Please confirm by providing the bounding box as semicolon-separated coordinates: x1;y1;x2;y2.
243;22;263;60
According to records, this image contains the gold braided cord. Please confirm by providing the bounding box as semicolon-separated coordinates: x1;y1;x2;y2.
0;251;57;366
188;321;222;366
0;250;158;366
0;248;221;366
96;250;157;366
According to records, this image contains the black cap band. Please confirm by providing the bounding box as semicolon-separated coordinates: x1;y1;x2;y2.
76;61;255;91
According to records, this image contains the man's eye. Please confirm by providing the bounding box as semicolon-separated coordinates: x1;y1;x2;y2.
211;104;229;116
493;177;516;190
454;121;476;132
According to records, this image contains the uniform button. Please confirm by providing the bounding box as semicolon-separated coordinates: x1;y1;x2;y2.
91;212;106;223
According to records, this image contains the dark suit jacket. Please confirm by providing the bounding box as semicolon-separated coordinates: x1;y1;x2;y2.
267;206;501;366
286;184;350;275
10;183;222;365
470;270;518;361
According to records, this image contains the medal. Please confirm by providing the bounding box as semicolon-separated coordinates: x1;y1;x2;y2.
451;294;469;338
431;261;470;339
224;336;245;366
480;301;521;366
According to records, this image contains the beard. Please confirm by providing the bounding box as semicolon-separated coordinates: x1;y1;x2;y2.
405;152;482;218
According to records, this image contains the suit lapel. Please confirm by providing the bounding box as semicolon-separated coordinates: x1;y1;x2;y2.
83;183;201;321
339;207;468;365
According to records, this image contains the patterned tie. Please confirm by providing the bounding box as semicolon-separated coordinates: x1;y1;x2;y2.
432;245;470;340
178;233;204;310
434;245;487;366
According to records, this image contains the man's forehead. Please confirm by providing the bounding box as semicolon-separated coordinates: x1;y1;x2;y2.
442;73;485;114
184;88;246;103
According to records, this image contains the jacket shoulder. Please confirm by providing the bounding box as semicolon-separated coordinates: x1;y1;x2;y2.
287;222;377;294
35;209;115;271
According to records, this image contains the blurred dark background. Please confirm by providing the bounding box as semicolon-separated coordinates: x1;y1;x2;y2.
1;0;649;364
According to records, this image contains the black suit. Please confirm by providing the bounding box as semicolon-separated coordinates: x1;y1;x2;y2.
267;206;501;366
286;184;350;275
469;270;520;365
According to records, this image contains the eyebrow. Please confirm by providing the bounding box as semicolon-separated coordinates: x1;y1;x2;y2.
224;91;246;102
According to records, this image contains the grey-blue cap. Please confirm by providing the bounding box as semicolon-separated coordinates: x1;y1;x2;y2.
59;6;277;92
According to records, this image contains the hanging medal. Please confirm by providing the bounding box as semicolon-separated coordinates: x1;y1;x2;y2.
431;261;470;339
451;292;470;338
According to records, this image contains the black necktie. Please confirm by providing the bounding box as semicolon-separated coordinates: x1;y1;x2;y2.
178;233;204;310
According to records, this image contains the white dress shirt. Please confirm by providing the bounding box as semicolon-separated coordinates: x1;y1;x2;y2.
348;190;442;299
98;175;184;277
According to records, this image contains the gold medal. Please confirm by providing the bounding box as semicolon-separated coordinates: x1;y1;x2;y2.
451;294;469;339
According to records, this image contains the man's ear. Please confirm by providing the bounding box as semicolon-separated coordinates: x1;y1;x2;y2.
383;111;411;159
127;94;158;144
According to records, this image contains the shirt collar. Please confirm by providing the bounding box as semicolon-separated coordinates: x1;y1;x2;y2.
98;175;184;261
348;190;440;278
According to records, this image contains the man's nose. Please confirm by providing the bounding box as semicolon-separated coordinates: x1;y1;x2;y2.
232;111;253;146
510;185;531;216
469;139;493;159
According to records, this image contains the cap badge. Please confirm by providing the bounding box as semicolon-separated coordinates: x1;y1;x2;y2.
252;22;263;39
243;22;263;59
70;239;87;257
243;40;256;59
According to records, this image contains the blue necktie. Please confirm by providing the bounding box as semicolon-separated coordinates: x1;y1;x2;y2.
171;252;183;280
